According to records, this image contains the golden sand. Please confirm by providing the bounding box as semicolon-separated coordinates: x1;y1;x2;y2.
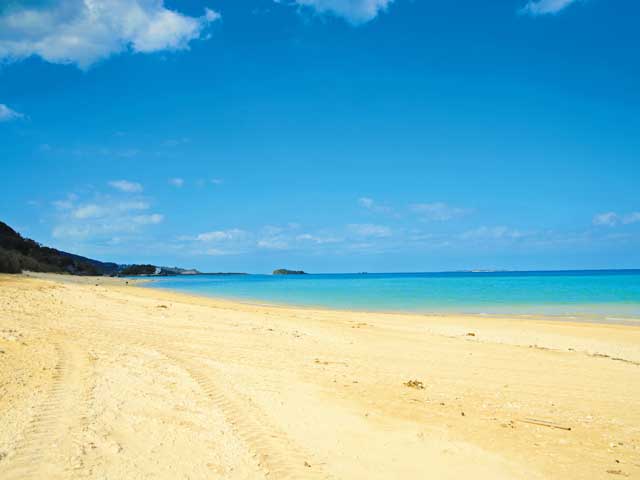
1;273;639;479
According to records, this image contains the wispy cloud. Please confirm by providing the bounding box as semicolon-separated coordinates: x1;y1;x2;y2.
459;226;525;240
108;180;143;193
181;228;250;256
0;0;220;69
52;193;78;211
296;233;341;244
358;197;393;214
162;137;190;147
410;202;470;221
72;204;109;220
520;0;580;16
256;225;293;250
71;200;149;220
348;223;392;238
196;229;247;242
157;215;640;261
132;213;164;225
624;212;640;225
186;223;345;256
51;192;162;243
293;0;394;24
257;238;290;250
593;211;640;227
593;212;619;227
0;103;24;122
169;178;185;188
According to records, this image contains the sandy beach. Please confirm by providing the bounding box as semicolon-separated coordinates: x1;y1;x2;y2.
1;273;639;479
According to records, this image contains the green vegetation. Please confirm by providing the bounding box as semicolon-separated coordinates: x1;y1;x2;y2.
119;264;157;276
0;220;199;277
0;247;22;273
0;221;103;275
272;269;306;275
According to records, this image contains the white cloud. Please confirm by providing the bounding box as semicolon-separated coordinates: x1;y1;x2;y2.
411;202;469;221
256;225;293;250
623;212;640;225
593;212;619;227
293;0;394;24
459;226;525;240
296;233;341;244
0;103;24;121
204;8;221;22
133;213;163;224
190;224;345;254
520;0;579;16
203;247;237;256
187;225;304;254
169;177;185;187
593;211;640;227
358;196;393;214
71;200;148;219
52;192;161;242
348;223;392;238
196;229;247;242
162;137;190;147
117;200;150;210
181;228;249;256
52;193;78;210
257;238;289;250
210;178;223;185
73;204;108;219
108;179;143;193
0;0;220;69
358;197;375;209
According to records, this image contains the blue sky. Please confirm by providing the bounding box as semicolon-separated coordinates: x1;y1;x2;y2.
1;0;639;273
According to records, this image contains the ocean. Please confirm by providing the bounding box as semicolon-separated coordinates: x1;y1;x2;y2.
144;270;640;324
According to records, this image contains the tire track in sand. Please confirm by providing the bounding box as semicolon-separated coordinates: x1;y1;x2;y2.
1;340;92;480
80;323;334;480
163;351;332;480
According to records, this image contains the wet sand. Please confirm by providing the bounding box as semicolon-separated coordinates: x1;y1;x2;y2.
1;273;639;479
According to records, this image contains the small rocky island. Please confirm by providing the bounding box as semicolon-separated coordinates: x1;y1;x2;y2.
272;269;307;275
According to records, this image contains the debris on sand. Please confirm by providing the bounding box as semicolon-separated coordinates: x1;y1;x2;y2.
314;358;348;366
404;379;425;390
517;418;571;431
606;469;628;476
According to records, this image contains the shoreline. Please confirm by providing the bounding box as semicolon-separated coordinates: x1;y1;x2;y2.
22;272;640;361
1;273;639;479
140;277;640;327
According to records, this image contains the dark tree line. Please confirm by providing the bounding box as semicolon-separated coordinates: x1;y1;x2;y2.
0;221;100;275
0;221;195;277
119;264;157;276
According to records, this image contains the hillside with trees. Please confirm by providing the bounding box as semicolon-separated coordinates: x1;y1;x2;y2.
0;221;116;275
0;221;199;276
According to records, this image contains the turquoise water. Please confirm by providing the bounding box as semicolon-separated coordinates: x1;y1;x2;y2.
145;270;640;324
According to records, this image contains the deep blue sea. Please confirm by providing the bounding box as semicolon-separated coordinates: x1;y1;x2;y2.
144;270;640;324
